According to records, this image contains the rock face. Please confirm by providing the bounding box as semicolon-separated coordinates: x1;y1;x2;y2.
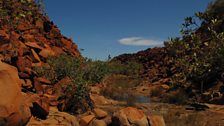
0;61;31;126
112;107;149;126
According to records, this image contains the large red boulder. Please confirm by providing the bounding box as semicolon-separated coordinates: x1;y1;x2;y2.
0;61;31;126
112;107;149;126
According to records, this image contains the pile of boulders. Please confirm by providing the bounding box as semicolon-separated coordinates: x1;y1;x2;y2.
79;107;165;126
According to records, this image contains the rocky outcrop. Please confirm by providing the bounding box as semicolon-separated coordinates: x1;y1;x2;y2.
0;61;31;126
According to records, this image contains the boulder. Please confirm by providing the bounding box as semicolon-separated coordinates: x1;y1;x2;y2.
148;115;166;126
25;42;43;50
31;49;41;62
79;115;95;126
0;61;31;126
27;107;79;126
39;47;55;58
93;108;108;119
53;77;72;97
112;107;148;126
30;96;50;119
89;119;107;126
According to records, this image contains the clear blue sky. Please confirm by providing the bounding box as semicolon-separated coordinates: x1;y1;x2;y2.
44;0;212;60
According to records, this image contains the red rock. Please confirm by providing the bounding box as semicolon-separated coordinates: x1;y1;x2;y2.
19;72;30;79
34;77;44;94
51;46;64;55
112;107;148;126
23;34;35;42
31;49;41;62
61;37;72;49
16;56;32;72
43;94;58;106
30;97;50;120
148;115;166;126
23;79;33;88
39;47;55;58
80;115;96;126
53;77;72;97
32;62;43;67
93;108;108;119
37;77;51;85
0;61;31;126
25;42;43;50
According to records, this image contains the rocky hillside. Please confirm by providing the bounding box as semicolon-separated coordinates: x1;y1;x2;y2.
0;0;81;125
114;47;175;83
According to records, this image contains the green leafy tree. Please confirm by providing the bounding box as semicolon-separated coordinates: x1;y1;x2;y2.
166;0;224;93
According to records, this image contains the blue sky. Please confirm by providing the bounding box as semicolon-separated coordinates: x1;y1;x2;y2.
44;0;212;60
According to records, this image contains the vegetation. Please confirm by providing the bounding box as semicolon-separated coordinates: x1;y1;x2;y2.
35;54;143;113
0;0;45;36
165;0;224;93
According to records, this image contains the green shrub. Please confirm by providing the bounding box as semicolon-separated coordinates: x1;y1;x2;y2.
108;60;143;78
165;0;224;92
35;54;92;114
83;59;110;84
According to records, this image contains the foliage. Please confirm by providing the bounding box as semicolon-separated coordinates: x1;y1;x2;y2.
108;60;143;78
35;54;143;113
35;54;91;114
165;0;224;92
83;59;110;84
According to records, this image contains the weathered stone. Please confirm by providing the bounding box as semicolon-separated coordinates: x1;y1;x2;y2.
43;94;58;106
93;108;108;119
112;107;149;126
53;77;72;97
30;97;50;120
0;61;31;126
25;42;43;50
27;107;79;126
79;115;95;126
39;47;55;58
148;115;166;126
34;77;44;94
89;119;106;126
23;79;33;88
51;46;64;55
31;49;41;62
19;72;30;79
32;62;43;67
16;56;32;72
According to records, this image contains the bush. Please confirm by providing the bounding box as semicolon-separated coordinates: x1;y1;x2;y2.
165;0;224;92
35;54;92;114
83;59;110;84
108;60;143;78
35;54;144;113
